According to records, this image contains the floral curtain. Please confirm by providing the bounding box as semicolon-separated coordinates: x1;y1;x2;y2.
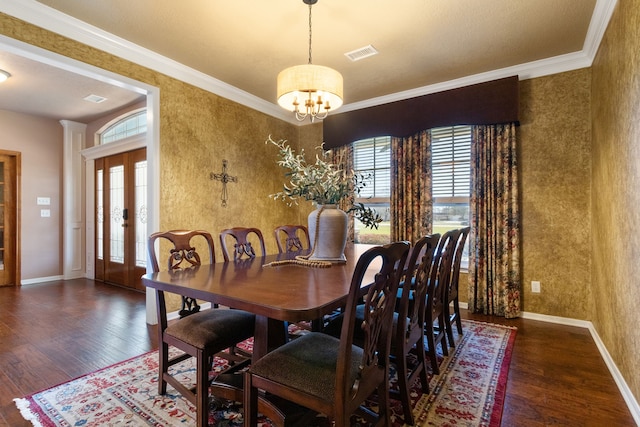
330;143;356;242
468;123;521;318
390;130;433;243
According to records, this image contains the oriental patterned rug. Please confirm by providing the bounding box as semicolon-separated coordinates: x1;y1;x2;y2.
15;320;515;427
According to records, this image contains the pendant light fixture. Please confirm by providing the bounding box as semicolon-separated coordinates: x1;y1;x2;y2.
277;0;343;122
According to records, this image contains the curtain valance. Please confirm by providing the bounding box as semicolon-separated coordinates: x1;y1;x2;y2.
322;76;519;149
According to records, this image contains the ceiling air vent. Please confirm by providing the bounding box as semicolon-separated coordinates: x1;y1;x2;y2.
84;94;107;103
344;45;379;62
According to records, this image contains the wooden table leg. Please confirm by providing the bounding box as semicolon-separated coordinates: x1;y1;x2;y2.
253;315;288;362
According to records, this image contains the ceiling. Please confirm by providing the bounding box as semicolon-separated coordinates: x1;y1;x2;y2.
0;0;613;123
0;49;145;122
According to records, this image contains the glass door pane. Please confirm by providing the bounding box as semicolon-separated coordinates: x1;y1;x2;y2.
109;165;125;264
134;160;147;268
0;160;4;272
96;169;104;260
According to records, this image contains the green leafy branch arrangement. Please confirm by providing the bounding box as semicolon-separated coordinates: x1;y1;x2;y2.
266;135;382;229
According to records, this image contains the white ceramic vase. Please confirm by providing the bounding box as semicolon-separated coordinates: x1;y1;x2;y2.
307;204;348;263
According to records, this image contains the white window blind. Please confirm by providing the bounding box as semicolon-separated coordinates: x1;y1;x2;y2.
353;136;391;198
431;125;471;198
432;125;471;269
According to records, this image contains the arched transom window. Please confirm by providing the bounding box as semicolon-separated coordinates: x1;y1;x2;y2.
99;110;147;144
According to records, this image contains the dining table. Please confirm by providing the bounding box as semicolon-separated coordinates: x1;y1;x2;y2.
141;243;378;362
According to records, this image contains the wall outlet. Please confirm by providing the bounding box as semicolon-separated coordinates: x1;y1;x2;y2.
531;280;541;293
40;209;51;218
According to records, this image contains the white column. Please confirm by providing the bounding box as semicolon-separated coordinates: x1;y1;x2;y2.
60;120;87;279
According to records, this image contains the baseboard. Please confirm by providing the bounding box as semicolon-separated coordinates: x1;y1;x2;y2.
459;302;640;424
586;322;640;425
21;275;65;285
520;310;592;328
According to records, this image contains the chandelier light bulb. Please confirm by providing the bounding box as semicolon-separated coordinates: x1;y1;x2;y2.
0;70;11;83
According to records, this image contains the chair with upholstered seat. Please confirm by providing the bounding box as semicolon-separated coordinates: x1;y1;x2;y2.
244;241;410;427
220;227;266;261
443;226;470;348
322;235;440;425
391;233;441;424
274;224;311;254
148;230;257;427
425;228;461;375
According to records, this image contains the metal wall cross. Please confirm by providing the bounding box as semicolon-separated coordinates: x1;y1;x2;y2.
209;159;237;207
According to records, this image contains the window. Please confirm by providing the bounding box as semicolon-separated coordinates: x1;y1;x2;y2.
431;125;471;267
353;136;391;244
431;126;471;200
351;126;471;264
99;110;147;144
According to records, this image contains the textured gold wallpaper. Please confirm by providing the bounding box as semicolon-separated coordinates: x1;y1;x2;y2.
590;0;640;404
518;69;593;318
154;77;305;254
459;69;593;317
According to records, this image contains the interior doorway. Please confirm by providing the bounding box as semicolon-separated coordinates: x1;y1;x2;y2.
2;30;160;323
94;148;147;291
0;152;18;286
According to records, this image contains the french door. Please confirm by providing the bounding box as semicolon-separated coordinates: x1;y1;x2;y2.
95;148;147;291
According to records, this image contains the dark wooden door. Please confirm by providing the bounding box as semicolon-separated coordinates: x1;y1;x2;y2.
0;153;17;287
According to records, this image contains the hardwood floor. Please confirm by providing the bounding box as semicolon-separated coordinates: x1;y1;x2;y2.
0;279;636;426
463;311;636;426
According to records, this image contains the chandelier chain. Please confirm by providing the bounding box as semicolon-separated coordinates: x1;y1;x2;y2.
307;2;313;64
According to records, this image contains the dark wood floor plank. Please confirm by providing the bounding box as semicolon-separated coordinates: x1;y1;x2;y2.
0;368;33;427
463;312;636;426
0;343;72;393
0;279;636;426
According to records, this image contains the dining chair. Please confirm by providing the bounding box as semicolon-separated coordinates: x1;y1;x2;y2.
391;233;441;425
148;230;256;427
322;235;440;425
274;223;327;333
220;226;310;343
274;224;311;254
443;226;470;348
243;241;411;427
220;227;267;261
425;228;461;375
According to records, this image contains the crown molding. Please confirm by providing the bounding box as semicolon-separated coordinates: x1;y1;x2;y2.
583;0;619;60
0;0;617;121
339;51;593;113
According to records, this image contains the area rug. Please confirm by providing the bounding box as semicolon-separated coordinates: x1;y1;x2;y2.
14;319;515;427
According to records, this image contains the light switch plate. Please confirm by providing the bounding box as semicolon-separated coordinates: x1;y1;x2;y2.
531;281;541;293
40;209;51;217
37;197;50;205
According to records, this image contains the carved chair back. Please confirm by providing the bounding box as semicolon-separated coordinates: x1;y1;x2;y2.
219;227;266;261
